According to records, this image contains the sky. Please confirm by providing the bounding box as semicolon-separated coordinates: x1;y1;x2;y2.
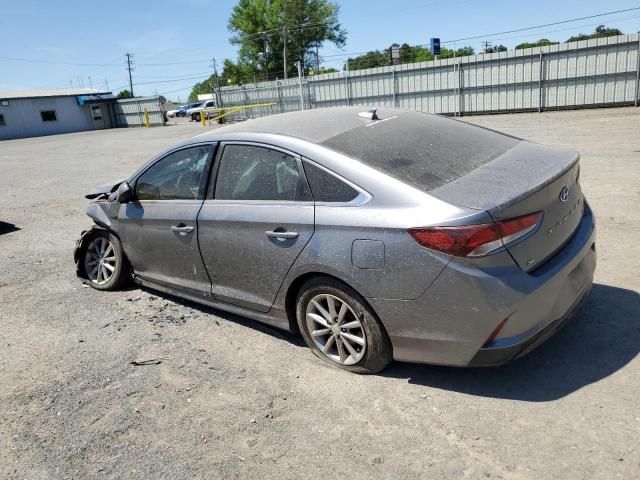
1;0;639;102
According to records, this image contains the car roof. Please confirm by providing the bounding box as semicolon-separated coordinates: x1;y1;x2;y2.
192;107;520;192
201;106;383;143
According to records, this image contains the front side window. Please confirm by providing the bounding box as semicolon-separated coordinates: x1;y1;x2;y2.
214;144;309;201
136;145;211;200
0;113;5;126
41;110;57;122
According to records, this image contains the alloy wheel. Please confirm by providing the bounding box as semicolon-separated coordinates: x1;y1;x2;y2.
84;237;116;285
305;294;366;366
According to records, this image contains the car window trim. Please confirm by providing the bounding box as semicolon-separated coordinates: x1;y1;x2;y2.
206;140;313;204
131;142;217;202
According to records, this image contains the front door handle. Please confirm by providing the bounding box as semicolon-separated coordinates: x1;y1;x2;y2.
171;224;195;235
265;230;299;240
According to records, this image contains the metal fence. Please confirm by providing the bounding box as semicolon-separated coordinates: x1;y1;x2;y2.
218;33;640;118
114;96;164;127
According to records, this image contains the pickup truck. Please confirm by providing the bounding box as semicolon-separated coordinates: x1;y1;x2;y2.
186;100;217;122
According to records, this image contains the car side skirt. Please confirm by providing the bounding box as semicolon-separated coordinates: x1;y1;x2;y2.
133;276;291;332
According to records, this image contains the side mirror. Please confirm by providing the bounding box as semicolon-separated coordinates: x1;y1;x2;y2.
109;181;135;203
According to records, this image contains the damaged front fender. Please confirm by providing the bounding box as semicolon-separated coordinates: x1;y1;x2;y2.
86;201;118;230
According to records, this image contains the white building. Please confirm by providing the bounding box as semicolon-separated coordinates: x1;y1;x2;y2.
0;88;117;140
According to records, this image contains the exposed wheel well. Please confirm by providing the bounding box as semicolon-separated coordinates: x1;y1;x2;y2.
284;272;377;335
75;226;130;279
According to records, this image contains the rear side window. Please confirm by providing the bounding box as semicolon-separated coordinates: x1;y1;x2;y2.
214;144;310;201
303;161;359;202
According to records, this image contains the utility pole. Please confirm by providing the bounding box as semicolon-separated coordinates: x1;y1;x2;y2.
88;76;93;90
315;42;320;74
482;41;492;53
296;59;304;110
262;32;270;81
211;57;223;108
126;52;135;97
105;79;109;91
283;26;288;79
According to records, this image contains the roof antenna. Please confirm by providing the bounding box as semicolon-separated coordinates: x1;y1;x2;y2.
358;108;378;120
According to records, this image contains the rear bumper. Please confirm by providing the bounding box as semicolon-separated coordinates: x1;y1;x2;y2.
468;283;591;366
369;201;596;366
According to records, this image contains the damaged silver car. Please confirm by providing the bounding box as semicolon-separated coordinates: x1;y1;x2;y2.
75;107;596;373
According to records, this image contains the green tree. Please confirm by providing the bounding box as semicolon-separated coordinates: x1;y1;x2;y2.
346;50;390;70
515;38;559;50
567;25;623;43
438;46;475;59
189;59;260;101
228;0;346;79
117;89;132;98
484;44;507;53
345;44;474;70
399;43;414;63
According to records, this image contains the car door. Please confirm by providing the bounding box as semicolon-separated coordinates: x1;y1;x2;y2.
117;143;215;297
197;142;315;312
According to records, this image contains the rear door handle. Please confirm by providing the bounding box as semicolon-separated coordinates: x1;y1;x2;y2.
171;224;195;235
265;230;299;240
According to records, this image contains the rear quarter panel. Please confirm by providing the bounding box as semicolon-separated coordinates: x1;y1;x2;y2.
277;204;451;303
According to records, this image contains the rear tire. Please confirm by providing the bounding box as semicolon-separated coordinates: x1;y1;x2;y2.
81;231;130;291
296;277;392;374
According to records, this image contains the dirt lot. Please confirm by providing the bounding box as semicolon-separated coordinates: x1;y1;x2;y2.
1;108;639;479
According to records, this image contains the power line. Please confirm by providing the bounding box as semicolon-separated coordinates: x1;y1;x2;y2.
440;6;640;44
135;59;212;66
465;13;640;47
133;74;212;86
132;71;212;79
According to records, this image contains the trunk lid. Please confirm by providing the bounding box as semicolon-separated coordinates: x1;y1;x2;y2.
431;141;583;272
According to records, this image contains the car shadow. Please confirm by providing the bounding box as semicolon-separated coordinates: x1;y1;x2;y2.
0;221;20;236
382;283;640;401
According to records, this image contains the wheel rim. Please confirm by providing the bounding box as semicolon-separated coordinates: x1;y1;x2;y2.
84;237;116;285
305;294;366;366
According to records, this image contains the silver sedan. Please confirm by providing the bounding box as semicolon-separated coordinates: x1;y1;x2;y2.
75;107;596;373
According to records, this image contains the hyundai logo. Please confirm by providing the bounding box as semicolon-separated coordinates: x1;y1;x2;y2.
559;186;570;202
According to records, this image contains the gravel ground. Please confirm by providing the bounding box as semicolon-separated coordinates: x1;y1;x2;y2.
1;108;639;479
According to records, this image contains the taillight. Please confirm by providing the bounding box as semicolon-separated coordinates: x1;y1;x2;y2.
408;211;543;258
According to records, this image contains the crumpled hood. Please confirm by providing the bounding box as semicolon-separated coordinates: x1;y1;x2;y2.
85;179;124;200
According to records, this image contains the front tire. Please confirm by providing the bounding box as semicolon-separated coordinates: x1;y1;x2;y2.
296;277;392;374
81;231;130;291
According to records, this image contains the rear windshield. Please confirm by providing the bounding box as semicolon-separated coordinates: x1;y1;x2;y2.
320;111;519;192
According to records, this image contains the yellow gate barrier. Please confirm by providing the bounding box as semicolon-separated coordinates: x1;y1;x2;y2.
200;103;276;126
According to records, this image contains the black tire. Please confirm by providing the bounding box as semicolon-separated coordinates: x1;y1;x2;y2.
193;112;201;122
296;277;393;374
81;230;130;291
